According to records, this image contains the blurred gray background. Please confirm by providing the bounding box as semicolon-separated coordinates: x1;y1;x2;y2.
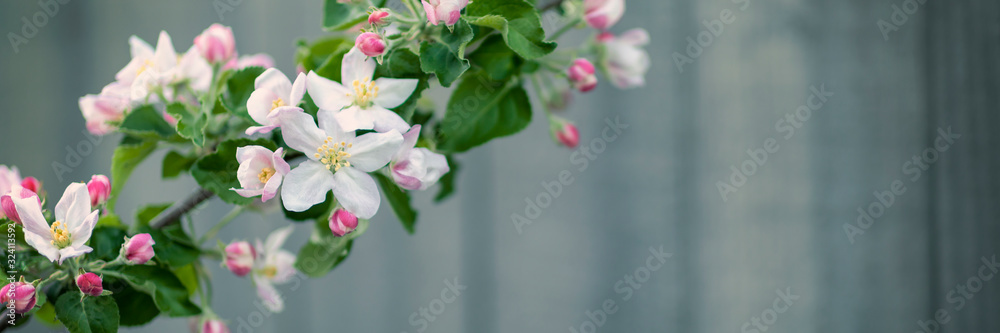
1;0;999;332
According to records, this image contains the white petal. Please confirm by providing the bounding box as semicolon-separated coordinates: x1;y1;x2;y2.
128;35;154;59
247;87;281;125
414;148;450;190
290;72;307;107
23;231;59;263
153;31;178;70
254;275;284;312
255;68;293;98
275;110;325;156
264;225;294;255
332;106;375;132
58;245;93;265
348;130;404;172
331;167;380;219
269;250;297;284
70;210;100;248
368;106;411;133
619;28;650;46
340;48;376;85
280;161;335;212
317;109;357;143
372;78;419;109
306;71;353;112
11;189;49;241
55;183;91;226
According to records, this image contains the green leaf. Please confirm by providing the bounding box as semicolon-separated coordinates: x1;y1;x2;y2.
172;264;199;295
296;37;353;73
375;48;430;120
118;105;176;140
96;214;124;229
107;138;157;211
468;34;521;81
223;66;267;121
116;266;201;317
108;277;159;327
436;71;532;152
162;151;197;179
89;226;127;261
466;0;557;59
314;45;353;83
165;103;208;146
135;203;172;226
34;302;60;328
294;217;369;277
419;19;475;87
374;173;417;234
435;156;459;202
191;138;277;205
55;292;119;333
282;191;334;222
322;0;369;31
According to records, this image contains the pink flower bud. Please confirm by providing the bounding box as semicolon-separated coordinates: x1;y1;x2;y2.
330;209;359;237
87;174;111;207
355;32;386;57
76;272;104;296
123;233;156;265
368;10;391;26
584;0;625;31
422;0;469;26
194;24;237;64
0;282;36;314
19;177;41;195
553;122;580;149
1;185;38;225
202;319;231;333
567;58;598;92
225;241;256;277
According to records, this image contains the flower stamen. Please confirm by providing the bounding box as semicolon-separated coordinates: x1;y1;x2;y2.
49;221;72;249
270;98;286;111
258;167;276;183
350;77;379;108
313;136;353;172
136;59;155;77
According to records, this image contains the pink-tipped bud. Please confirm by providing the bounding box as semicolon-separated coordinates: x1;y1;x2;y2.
123;233;156;265
330;209;359;237
422;0;468;26
202;319;231;333
596;32;615;43
225;241;256;277
567;58;598;92
368;10;391;26
19;177;41;195
554;122;580;149
583;0;625;31
194;24;237;64
355;32;387;57
76;272;104;296
1;185;38;225
0;282;36;314
87;174;111;207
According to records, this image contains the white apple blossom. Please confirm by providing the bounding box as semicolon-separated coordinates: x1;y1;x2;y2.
246;68;306;135
391;125;449;191
12;183;99;264
598;29;651;89
306;48;417;133
276;109;403;218
231;146;290;202
252;226;297;312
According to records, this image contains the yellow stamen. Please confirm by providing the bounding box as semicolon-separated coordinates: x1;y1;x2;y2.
316;137;352;172
270;98;286;111
260;266;277;279
258;167;276;183
136;59;154;77
49;221;72;249
350;77;379;108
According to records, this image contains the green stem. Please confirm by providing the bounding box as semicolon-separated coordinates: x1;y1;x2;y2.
528;74;555;120
198;206;244;245
548;18;581;41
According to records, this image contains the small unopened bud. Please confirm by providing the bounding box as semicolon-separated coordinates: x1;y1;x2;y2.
123;233;156;265
76;272;104;296
1;185;39;225
202;319;231;333
368;10;391;26
330;208;359;237
355;32;387;57
225;241;256;277
194;24;237;64
19;177;41;195
0;282;36;313
87;174;111;207
567;58;598;93
552;121;581;149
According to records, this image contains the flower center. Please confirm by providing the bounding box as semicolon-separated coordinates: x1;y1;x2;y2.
49;221;72;249
313;136;353;172
258;167;276;183
260;266;277;279
136;59;155;77
270;98;286;111
348;78;379;108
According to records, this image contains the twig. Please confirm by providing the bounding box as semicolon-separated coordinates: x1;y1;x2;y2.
149;188;214;229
